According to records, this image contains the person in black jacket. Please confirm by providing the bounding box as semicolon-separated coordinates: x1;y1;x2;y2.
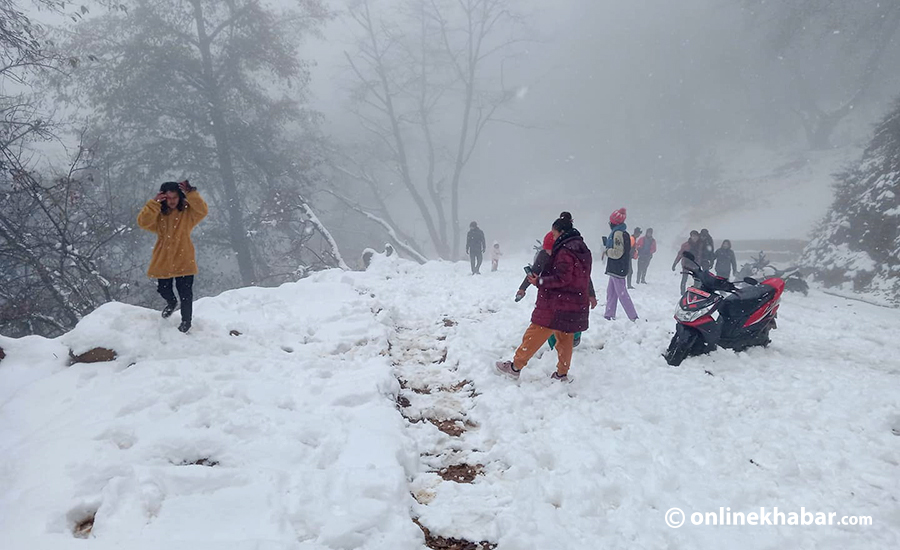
466;221;486;274
603;208;638;321
714;239;738;280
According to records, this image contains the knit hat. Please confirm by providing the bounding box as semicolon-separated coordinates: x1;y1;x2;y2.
609;208;627;225
542;231;555;250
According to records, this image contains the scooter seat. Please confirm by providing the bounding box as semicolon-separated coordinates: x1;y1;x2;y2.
726;284;776;305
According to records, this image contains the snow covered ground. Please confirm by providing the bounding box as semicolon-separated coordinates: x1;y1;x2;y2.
1;254;899;549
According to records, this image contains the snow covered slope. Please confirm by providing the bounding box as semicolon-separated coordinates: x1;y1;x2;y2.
0;277;420;550
1;255;899;549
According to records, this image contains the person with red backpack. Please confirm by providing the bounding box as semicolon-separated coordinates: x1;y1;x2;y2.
497;212;595;382
626;227;642;289
635;227;657;284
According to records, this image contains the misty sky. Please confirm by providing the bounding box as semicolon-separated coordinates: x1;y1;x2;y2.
28;0;900;253
300;0;896;251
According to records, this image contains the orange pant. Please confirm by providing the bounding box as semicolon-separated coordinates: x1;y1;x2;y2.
513;323;574;375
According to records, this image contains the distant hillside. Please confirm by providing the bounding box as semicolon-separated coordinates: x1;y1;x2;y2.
802;99;900;304
696;145;861;241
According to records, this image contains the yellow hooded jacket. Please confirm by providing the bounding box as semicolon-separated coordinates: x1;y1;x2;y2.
137;190;208;279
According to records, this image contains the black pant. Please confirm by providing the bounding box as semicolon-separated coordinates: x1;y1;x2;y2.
469;251;483;274
636;256;652;283
626;258;634;287
158;276;194;324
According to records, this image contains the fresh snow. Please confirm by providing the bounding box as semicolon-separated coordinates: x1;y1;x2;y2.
1;254;899;549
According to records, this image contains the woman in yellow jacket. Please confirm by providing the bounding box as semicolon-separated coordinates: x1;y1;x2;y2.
137;180;208;333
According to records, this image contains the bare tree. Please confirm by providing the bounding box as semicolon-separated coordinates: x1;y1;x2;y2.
341;0;526;259
0;0;115;337
0;134;137;337
744;0;900;149
59;0;334;285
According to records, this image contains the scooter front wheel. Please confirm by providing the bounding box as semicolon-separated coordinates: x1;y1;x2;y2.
665;326;700;367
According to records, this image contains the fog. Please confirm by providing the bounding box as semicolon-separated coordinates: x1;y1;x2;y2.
307;0;899;251
3;0;899;336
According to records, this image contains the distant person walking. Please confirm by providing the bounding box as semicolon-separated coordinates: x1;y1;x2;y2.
497;212;595;382
491;241;503;272
635;227;657;284
699;228;715;270
714;239;738;280
137;180;208;333
466;221;486;275
672;230;703;294
626;227;642;289
603;208;639;321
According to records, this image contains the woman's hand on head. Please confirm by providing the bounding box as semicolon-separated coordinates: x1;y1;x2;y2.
155;192;166;202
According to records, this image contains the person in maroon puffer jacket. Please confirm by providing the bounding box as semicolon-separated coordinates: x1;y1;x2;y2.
496;212;596;382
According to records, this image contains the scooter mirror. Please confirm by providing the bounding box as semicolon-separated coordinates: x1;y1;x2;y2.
744;277;759;285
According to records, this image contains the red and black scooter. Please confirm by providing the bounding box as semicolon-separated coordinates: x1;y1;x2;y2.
664;252;785;366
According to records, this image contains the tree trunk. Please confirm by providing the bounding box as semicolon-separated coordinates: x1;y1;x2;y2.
450;77;474;259
190;0;256;285
353;0;449;258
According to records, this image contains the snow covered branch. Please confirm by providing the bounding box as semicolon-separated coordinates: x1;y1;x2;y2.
299;200;350;272
326;190;429;265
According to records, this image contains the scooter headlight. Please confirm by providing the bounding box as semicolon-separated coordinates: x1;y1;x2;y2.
675;303;715;322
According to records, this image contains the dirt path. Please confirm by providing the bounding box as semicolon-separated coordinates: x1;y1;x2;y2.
389;316;496;550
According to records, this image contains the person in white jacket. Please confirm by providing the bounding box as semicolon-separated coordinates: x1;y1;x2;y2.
491;241;503;272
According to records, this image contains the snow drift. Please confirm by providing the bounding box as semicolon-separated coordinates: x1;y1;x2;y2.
1;254;899;550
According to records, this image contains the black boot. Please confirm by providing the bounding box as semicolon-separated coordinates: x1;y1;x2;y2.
175;276;194;333
157;278;177;318
161;301;178;319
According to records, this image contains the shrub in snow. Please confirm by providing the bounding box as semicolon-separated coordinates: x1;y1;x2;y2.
802;97;900;301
